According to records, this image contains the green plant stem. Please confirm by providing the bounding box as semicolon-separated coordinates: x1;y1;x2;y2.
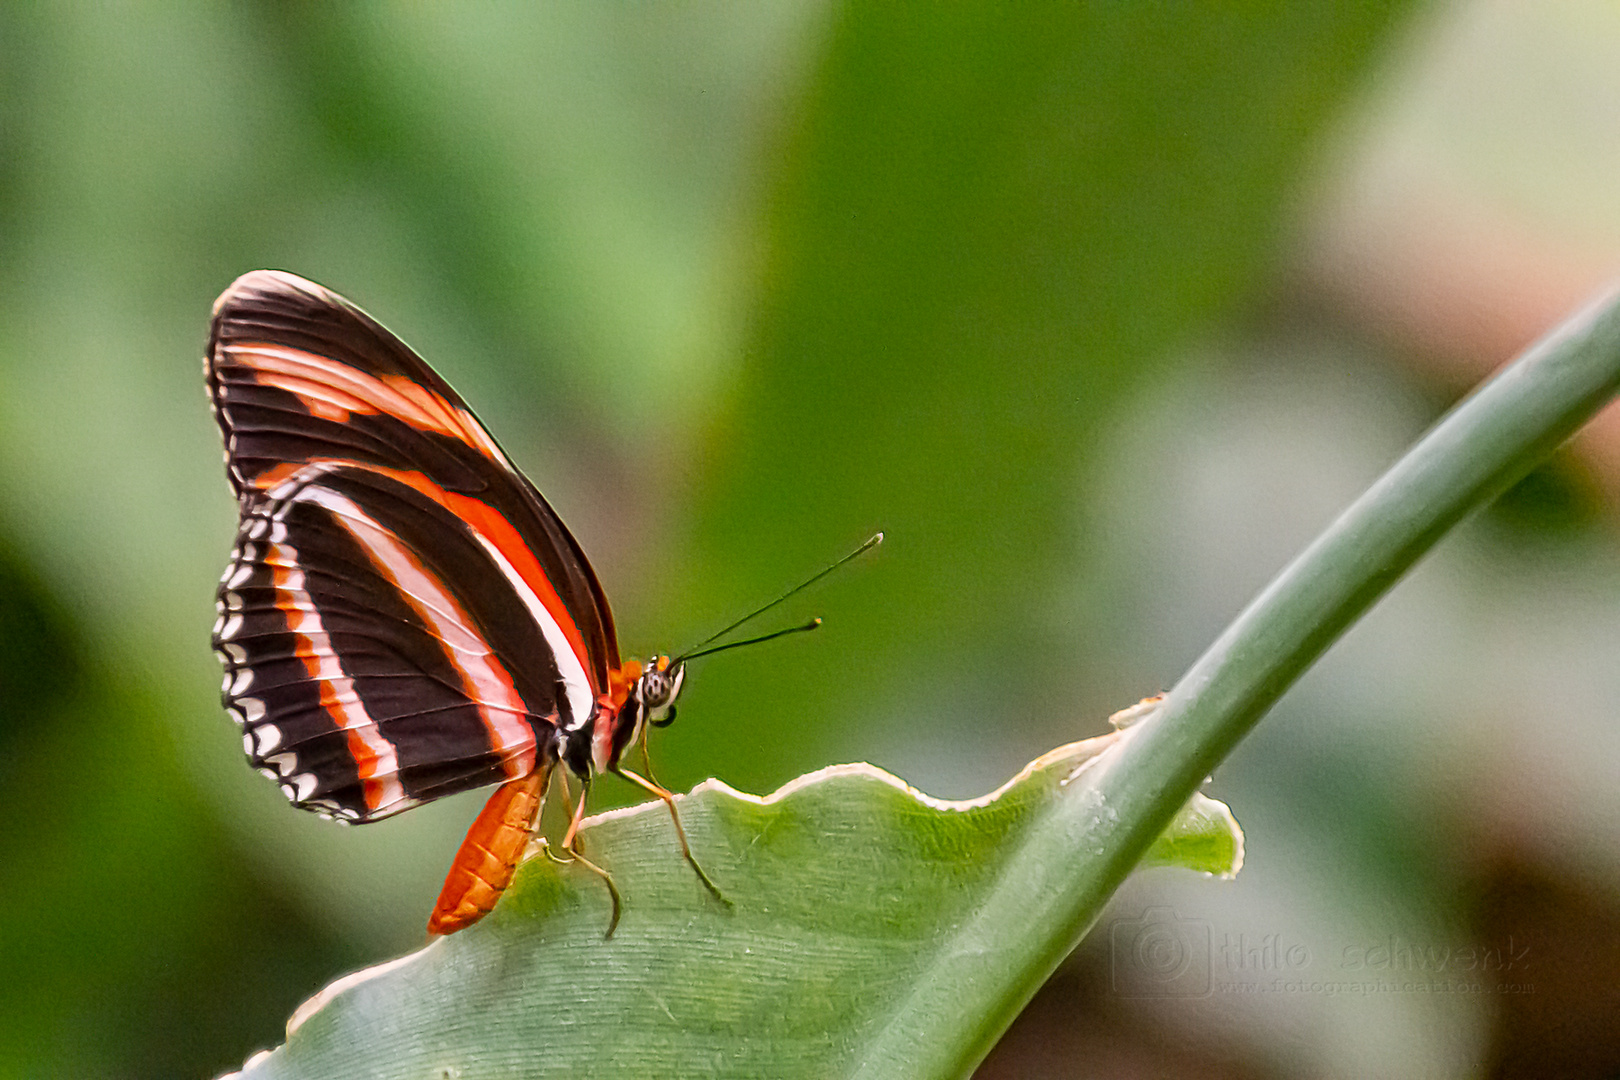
854;285;1620;1079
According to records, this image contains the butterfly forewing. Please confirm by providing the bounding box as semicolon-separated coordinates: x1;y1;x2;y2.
209;271;621;685
207;271;619;821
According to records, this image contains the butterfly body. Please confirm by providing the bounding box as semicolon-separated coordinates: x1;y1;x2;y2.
206;270;689;934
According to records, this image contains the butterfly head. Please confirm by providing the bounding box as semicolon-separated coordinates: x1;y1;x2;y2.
601;655;687;773
640;655;686;729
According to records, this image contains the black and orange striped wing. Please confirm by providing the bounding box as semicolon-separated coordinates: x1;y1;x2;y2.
207;270;614;822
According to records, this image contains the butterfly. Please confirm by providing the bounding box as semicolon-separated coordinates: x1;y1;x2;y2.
205;269;737;936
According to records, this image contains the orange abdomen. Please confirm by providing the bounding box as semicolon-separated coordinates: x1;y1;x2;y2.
428;765;550;935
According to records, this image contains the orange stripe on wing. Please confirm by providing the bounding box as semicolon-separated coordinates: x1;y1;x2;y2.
299;486;538;780
225;342;509;464
252;462;309;493
329;463;599;699
438;487;597;688
266;544;406;812
261;459;601;720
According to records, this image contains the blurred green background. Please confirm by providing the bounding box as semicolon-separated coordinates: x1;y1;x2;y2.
5;3;1620;1078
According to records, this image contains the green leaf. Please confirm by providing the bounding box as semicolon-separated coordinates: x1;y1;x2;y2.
232;726;1240;1080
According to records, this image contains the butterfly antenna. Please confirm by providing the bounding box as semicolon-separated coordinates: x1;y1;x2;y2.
679;619;823;663
673;532;882;663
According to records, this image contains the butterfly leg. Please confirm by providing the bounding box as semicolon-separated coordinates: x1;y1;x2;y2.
556;776;622;937
531;767;570;867
639;739;664;794
428;764;550;935
560;776;590;850
541;769;578;865
612;766;729;907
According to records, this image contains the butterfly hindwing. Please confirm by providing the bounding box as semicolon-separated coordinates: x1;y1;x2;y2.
216;464;563;819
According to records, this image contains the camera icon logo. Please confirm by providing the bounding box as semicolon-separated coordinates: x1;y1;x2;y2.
1110;907;1212;997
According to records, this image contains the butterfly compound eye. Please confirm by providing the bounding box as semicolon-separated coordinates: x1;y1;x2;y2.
640;659;685;721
